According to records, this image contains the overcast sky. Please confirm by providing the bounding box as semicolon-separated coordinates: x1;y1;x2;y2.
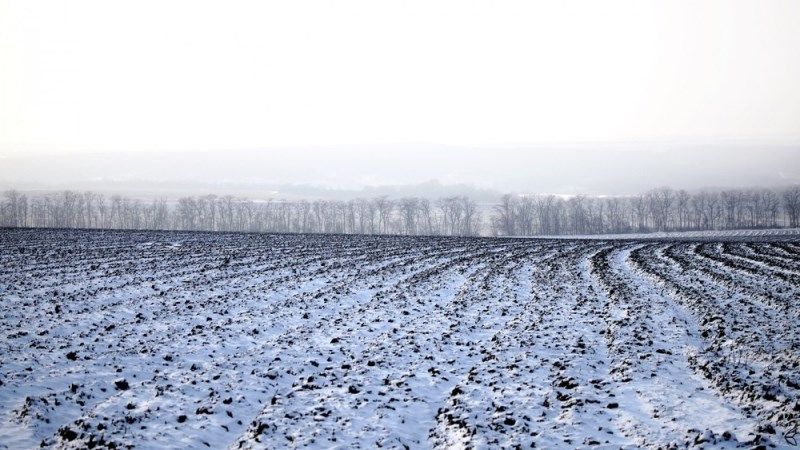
1;0;799;194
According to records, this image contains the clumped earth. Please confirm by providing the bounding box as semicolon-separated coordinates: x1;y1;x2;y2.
0;228;798;449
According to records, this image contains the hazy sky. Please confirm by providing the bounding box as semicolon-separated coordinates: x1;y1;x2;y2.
1;0;799;193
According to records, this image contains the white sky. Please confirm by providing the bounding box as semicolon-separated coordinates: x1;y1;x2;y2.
1;0;799;156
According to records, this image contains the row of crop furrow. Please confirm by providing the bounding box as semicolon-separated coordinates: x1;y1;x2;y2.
232;243;520;448
432;242;629;448
46;239;497;448
734;243;800;276
704;242;800;286
630;243;799;443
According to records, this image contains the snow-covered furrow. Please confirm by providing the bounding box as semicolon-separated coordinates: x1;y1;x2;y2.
697;243;800;288
666;243;796;316
431;242;634;448
32;245;487;448
0;229;798;449
234;246;527;448
631;244;799;446
774;242;800;258
591;244;762;447
734;244;800;277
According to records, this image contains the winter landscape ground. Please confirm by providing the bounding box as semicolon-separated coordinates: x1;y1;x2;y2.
1;228;799;449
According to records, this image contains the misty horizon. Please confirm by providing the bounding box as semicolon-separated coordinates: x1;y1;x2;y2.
2;143;799;200
2;0;799;209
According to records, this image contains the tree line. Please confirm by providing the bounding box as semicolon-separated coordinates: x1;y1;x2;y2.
2;186;799;236
0;191;481;236
490;186;800;236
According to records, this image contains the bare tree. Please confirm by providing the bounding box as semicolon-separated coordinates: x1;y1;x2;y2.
783;185;800;227
460;197;480;236
399;197;418;235
494;194;517;236
2;190;28;227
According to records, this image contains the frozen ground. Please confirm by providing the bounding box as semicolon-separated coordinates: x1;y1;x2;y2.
0;228;798;449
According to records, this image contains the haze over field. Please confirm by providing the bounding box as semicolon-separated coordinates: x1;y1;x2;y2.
2;0;799;199
1;145;799;199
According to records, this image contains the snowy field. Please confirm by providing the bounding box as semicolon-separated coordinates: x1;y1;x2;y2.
1;228;799;449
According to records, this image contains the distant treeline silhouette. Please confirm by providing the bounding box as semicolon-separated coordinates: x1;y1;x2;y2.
2;186;799;236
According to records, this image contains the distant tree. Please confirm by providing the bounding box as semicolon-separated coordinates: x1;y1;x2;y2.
783;185;800;227
2;190;28;227
461;196;480;236
494;194;516;236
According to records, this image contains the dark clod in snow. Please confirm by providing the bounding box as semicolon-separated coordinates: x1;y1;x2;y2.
114;379;130;391
348;386;360;394
607;402;619;409
58;426;78;441
65;351;78;361
557;378;579;389
177;415;187;423
758;423;776;434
